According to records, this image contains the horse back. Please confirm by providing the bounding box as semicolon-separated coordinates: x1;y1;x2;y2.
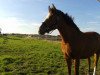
83;32;100;53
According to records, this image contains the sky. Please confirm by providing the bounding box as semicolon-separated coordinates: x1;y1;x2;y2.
0;0;100;35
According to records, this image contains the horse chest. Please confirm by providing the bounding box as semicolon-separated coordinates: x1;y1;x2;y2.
61;42;72;57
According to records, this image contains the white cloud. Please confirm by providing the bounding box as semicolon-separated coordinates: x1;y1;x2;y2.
87;21;100;25
96;16;100;19
81;21;100;33
37;0;49;2
81;27;95;32
0;17;40;34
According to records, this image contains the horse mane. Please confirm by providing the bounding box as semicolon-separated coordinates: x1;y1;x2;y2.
56;9;81;32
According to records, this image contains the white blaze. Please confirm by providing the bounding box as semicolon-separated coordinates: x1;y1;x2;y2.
45;12;51;19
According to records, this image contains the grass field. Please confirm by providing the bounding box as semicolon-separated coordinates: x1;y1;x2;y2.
0;35;100;75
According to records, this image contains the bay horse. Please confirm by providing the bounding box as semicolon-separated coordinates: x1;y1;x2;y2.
38;4;100;75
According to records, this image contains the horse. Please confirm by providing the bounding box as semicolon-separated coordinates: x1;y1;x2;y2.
38;4;100;75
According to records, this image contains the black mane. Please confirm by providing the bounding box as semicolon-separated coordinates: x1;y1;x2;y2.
56;9;80;32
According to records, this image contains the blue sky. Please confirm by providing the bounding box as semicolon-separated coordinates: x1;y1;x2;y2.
0;0;100;35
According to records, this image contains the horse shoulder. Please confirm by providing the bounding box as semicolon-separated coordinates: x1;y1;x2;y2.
61;41;71;58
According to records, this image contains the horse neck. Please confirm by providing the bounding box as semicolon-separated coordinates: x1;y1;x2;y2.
58;21;82;43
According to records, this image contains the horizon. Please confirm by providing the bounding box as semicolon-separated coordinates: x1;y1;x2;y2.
0;0;100;35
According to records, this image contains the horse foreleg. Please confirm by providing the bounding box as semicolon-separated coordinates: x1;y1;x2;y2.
64;54;72;75
66;58;72;75
74;59;80;75
87;57;91;75
93;53;99;75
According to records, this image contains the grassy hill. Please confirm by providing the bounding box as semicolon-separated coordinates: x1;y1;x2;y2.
0;35;100;75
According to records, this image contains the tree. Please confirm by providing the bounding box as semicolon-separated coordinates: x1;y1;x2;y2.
97;0;100;2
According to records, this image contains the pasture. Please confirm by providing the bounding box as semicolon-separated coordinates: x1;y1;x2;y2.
0;35;100;75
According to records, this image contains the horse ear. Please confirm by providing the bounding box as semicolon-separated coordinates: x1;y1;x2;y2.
52;4;56;10
48;6;51;12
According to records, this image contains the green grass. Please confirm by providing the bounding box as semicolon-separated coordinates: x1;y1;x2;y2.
0;35;100;75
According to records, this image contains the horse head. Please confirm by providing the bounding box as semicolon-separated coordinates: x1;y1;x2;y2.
38;4;61;35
